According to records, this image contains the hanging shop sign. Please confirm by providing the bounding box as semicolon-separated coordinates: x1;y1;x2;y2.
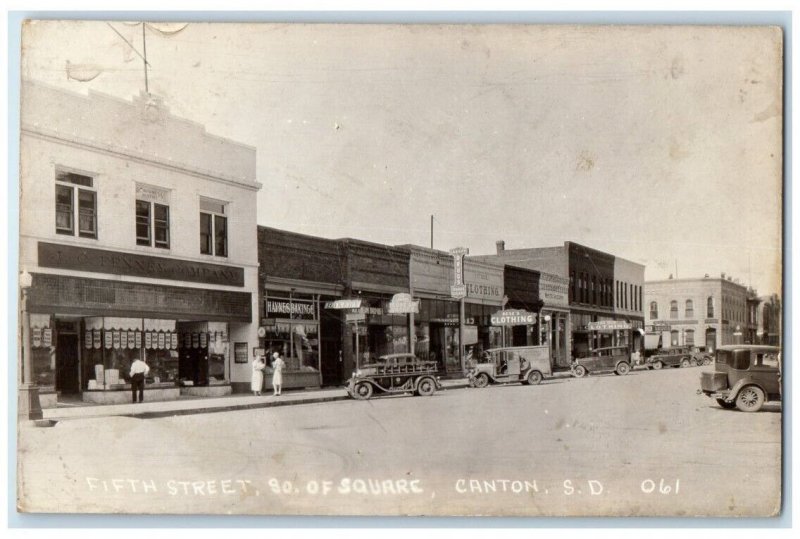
121;331;129;349
346;313;366;323
104;331;113;349
85;330;93;349
128;331;135;349
266;300;315;317
325;299;362;310
32;328;42;348
135;331;142;349
388;293;420;314
42;328;52;348
158;332;166;349
199;332;207;348
449;247;469;299
587;321;631;332
192;333;200;348
491;309;537;326
171;333;178;349
93;330;101;349
145;332;153;349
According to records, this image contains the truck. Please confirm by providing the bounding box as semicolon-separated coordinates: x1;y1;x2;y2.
466;345;553;387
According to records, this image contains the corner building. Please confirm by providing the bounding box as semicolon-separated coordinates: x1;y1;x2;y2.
20;81;261;406
644;274;750;352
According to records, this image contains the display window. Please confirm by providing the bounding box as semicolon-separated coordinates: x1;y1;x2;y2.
262;322;320;372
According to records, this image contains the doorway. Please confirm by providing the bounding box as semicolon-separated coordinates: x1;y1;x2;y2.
705;328;717;353
56;333;80;394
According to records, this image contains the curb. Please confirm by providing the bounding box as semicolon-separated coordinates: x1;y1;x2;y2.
44;382;472;421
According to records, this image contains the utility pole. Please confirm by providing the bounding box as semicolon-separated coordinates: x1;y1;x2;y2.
430;215;433;250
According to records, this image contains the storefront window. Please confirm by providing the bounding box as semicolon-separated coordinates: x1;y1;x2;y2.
263;323;320;372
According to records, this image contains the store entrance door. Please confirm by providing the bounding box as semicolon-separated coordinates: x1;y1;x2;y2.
56;333;80;395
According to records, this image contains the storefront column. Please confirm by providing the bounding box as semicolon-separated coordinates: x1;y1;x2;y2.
19;279;43;421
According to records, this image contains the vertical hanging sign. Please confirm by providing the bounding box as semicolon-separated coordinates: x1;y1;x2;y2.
84;330;93;349
449;247;469;299
104;330;113;349
145;332;152;349
171;332;178;350
157;332;165;349
120;331;128;349
42;328;52;348
128;331;136;349
93;329;101;349
112;331;121;349
32;328;42;348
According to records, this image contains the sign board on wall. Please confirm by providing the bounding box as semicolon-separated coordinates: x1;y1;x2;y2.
388;293;420;314
491;309;537;326
587;321;631;331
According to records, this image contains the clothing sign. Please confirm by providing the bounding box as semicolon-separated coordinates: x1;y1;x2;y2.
587;321;631;331
491;309;537;326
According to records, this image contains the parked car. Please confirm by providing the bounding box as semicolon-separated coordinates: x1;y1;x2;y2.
645;346;694;370
466;345;552;387
690;347;713;366
699;345;781;412
346;353;441;400
571;346;633;377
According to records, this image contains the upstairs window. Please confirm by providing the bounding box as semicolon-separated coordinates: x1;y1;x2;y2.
649;301;658;320
707;297;715;318
200;197;228;257
136;200;170;249
55;170;96;239
685;299;694;318
670;300;678;319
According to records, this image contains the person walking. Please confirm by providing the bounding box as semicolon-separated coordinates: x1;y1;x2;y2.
271;352;285;396
251;354;266;396
129;357;150;403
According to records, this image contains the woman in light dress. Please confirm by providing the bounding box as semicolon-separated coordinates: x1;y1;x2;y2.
251;355;266;396
271;352;285;396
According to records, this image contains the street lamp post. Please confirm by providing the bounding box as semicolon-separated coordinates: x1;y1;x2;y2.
19;270;43;421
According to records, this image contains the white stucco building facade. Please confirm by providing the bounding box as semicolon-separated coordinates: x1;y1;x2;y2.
19;81;262;405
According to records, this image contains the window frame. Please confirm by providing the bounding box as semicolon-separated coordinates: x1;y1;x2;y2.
136;199;170;249
199;197;228;258
55;169;97;239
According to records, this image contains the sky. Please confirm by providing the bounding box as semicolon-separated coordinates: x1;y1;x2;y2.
18;21;784;294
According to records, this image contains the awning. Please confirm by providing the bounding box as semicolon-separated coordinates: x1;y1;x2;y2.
644;334;662;350
325;299;363;310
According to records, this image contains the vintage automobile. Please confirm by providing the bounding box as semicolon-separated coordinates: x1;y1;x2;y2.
690;347;714;366
466;345;552;388
571;346;633;377
699;345;781;412
346;353;441;400
645;346;694;370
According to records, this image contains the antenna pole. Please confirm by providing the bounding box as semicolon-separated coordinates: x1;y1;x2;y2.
430;215;433;249
142;23;149;94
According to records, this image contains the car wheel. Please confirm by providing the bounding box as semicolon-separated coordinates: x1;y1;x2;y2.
680;358;691;368
473;373;490;388
416;377;436;396
573;365;587;378
616;362;631;375
527;370;543;385
652;360;663;370
690;358;699;367
735;385;765;412
716;398;736;409
353;382;373;400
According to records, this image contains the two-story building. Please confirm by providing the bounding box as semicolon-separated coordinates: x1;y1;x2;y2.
472;240;645;360
644;273;750;353
20;81;261;406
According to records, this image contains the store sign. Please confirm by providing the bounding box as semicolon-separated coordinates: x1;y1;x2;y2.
449;247;469;298
85;330;93;349
42;328;52;348
171;333;178;350
346;313;366;322
104;331;113;349
387;293;420;314
112;331;121;349
540;273;570;307
266;300;315;316
32;328;42;348
463;264;504;302
325;299;362;309
491;309;537;326
120;331;128;349
135;184;170;204
587;321;631;331
93;330;101;349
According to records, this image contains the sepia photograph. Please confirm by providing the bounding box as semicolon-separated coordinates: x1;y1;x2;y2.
12;17;784;520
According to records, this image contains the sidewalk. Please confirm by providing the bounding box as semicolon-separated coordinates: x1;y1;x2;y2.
41;379;471;422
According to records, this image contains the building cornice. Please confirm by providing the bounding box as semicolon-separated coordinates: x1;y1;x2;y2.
21;124;262;192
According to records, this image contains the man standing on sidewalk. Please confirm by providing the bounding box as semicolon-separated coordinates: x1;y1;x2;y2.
129;358;150;403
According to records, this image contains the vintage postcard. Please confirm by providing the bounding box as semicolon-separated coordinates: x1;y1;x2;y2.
16;21;783;517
